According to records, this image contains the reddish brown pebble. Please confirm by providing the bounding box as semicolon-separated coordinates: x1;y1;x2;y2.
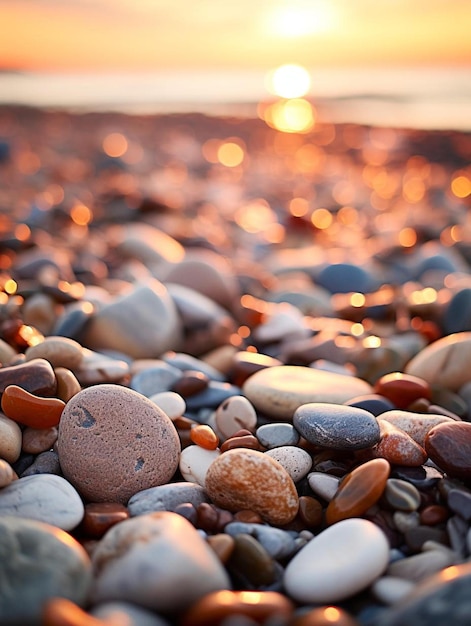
0;357;57;396
80;502;130;538
374;372;432;409
42;597;105;626
373;419;428;467
419;504;450;526
190;424;219;450
55;367;82;402
291;606;360;626
233;509;264;524
22;425;58;454
181;590;294;626
230;350;283;387
1;384;65;428
298;495;324;528
206;533;236;564
326;458;390;526
425;421;471;480
220;433;263;453
172;370;209;397
196;502;220;533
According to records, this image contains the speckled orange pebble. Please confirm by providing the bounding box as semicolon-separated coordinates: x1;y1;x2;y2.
372;419;428;467
190;424;219;450
181;590;294;626
1;384;65;428
326;458;390;526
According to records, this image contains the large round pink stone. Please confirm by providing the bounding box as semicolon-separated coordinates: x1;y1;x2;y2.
58;384;181;503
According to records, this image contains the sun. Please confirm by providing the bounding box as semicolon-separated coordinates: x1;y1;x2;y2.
266;63;311;98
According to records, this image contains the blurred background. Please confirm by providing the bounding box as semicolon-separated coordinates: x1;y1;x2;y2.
1;0;470;129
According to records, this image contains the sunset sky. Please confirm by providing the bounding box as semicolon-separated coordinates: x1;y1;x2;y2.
1;0;470;72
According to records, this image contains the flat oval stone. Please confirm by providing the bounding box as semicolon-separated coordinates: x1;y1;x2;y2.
0;516;92;624
128;482;209;516
230;350;283;387
256;422;300;448
0;474;84;530
57;384;181;503
74;349;130;386
405;331;471;391
326;458;390;525
1;384;65;428
25;335;84;370
374;372;432;409
244;366;372;420
373;419;428;467
179;445;220;487
215;395;257;439
184;381;241;412
379;410;454;447
425;421;471;480
284;518;389;603
225;522;297;560
0;357;57;396
264;445;313;482
307;471;340;501
346;394;396;416
383;478;421;511
80;502;130;539
0;412;22;463
22;425;58;454
130;362;182;397
294;402;380;450
148;391;186;420
386;546;457;582
226;533;277;587
205;448;299;526
91;511;231;613
181;590;293;626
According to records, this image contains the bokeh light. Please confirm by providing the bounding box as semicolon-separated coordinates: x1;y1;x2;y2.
267;64;311;98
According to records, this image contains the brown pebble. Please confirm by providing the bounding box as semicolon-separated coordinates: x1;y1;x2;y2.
298;496;324;529
80;502;130;538
190;424;219;450
21;425;58;454
0;458;17;487
374;372;432;409
227;533;276;587
230;350;283;387
196;502;220;533
1;384;65;428
0;358;57;396
54;367;82;402
181;590;294;626
206;533;236;564
220;433;264;453
233;509;264;524
25;335;83;370
419;504;450;526
172;370;209;398
425;421;471;480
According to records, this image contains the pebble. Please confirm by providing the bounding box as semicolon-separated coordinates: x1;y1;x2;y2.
326;458;390;525
226;533;277;587
131;361;182;396
171;369;210;398
298;495;324;529
91;511;231;612
225;522;297;560
372;576;415;606
383;478;422;511
184;381;241;413
82;279;182;359
373;372;432;409
215;395;257;438
0;357;57;396
293;402;380;450
128;482;209;516
0;412;22;463
346;393;396;416
73;348;130;386
256;422;300;448
179;445;221;486
0;458;16;487
80;502;130;539
316;262;377;294
375;560;471;626
284;518;389;603
1;384;65;428
91;601;170;626
379;410;454;447
205;448;299;525
0;516;92;624
54;366;82;401
387;545;457;582
447;487;471;520
264;445;313;482
181;590;294;626
243;365;372;420
190;424;219;449
373;419;428;466
0;473;84;530
25;335;84;369
307;471;340;501
149;390;186;419
57;384;181;503
21;425;58;453
405;331;471;391
21;449;62;476
425;421;471;480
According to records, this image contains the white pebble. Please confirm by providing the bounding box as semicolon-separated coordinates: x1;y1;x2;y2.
179;445;220;487
264;446;312;482
307;471;339;501
149;391;186;420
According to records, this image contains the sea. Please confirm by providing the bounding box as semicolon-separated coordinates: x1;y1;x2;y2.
0;66;470;131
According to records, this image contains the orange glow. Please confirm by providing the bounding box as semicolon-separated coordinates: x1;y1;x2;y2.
451;173;471;198
217;141;245;167
264;222;285;243
311;208;333;229
402;177;426;203
70;204;92;226
264;99;315;134
103;132;128;158
350;293;366;307
398;227;417;247
267;64;311;98
363;335;381;348
294;144;325;174
14;224;31;241
235;200;276;233
202;138;221;163
351;323;364;336
289;197;310;217
323;606;342;622
3;279;17;295
441;224;463;246
338;206;358;226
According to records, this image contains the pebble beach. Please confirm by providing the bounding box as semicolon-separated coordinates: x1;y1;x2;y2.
0;104;471;625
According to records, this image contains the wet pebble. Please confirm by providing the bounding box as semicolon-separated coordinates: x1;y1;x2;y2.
0;473;84;530
373;419;428;466
80;502;130;539
294;402;380;450
0;357;57;396
1;384;65;428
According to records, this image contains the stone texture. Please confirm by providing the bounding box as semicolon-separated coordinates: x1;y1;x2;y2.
179;445;220;487
205;448;299;525
91;511;231;613
128;482;209;516
425;421;471;480
25;335;84;369
264;445;313;482
373;372;432;409
0;516;92;624
0;412;22;463
57;384;181;503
